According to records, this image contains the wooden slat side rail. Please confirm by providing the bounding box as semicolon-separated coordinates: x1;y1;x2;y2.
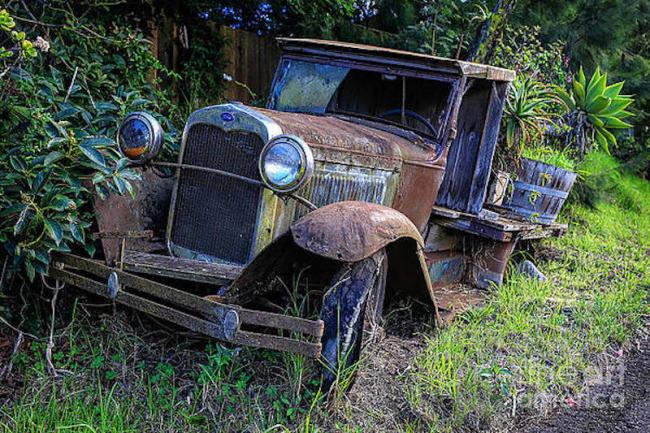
122;250;243;285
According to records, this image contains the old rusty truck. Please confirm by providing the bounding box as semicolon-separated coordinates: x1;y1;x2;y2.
48;39;566;387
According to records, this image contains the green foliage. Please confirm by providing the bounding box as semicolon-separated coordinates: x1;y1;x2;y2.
502;76;562;154
556;66;634;155
522;146;576;172
492;25;568;86
514;0;650;171
571;151;650;211
0;8;37;72
0;4;179;283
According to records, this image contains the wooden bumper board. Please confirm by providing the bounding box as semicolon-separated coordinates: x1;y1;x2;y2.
49;253;323;357
121;250;243;286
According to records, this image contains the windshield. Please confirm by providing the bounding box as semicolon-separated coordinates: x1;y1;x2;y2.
269;59;455;143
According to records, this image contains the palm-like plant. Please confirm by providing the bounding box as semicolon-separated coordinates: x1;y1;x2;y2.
556;66;634;155
502;76;558;157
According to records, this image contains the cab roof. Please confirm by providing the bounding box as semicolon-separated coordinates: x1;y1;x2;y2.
277;38;516;82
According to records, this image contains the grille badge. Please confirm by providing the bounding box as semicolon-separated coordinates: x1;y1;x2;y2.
221;112;234;122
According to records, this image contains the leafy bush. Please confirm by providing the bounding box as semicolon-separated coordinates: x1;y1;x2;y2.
0;5;179;284
492;24;568;86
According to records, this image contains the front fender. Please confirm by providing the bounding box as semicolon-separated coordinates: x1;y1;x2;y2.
290;201;422;262
230;201;439;322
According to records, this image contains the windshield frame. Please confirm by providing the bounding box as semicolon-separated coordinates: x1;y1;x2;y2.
268;54;461;147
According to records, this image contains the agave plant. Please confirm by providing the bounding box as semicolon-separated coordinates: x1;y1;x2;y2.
502;76;559;157
556;67;634;155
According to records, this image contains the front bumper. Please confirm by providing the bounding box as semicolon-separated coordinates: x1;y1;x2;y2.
48;252;323;357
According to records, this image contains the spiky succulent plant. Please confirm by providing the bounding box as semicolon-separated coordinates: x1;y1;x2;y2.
556;66;634;155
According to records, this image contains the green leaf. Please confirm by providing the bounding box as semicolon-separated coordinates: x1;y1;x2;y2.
600;127;617;149
578;66;586;87
586;72;607;104
594;128;609;154
55;106;80;120
70;222;85;243
586;95;611;113
572;80;585;104
600;98;633;116
32;170;50;192
50;195;75;211
602;117;632;129
586;66;601;92
24;259;36;282
44;219;63;245
555;87;575;110
14;207;29;236
587;114;604;127
47;137;67;148
85;241;96;257
603;82;624;99
80;144;106;167
9;156;26;172
80;136;115;148
45;151;64;166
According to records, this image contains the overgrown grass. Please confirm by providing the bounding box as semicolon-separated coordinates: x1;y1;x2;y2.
1;153;648;433
405;153;650;431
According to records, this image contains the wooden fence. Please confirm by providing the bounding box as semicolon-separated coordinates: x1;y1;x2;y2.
221;27;282;104
151;22;281;105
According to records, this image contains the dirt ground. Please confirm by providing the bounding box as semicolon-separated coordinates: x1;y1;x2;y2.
520;323;650;433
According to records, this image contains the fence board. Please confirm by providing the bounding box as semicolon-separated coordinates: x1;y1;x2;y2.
221;27;282;105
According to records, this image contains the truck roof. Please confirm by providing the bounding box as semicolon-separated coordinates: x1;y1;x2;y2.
277;38;516;82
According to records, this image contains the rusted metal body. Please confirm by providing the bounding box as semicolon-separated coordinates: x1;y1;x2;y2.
50;39;566;360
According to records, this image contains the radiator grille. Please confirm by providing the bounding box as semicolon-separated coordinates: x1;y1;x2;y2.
171;124;264;264
294;164;394;220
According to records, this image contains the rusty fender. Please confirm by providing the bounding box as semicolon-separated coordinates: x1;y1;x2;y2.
231;201;440;323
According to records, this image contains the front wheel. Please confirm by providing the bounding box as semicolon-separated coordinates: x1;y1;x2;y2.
319;249;387;391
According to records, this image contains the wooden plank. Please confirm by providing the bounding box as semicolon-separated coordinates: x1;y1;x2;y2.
518;223;567;240
51;267;321;356
466;81;507;213
433;218;513;241
122;250;242;285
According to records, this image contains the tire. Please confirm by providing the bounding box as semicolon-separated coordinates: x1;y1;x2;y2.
319;249;387;391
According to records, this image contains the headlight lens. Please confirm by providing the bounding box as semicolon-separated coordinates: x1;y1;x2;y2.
117;112;163;163
259;135;313;193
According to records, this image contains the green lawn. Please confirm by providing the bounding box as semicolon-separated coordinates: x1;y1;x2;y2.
1;154;648;433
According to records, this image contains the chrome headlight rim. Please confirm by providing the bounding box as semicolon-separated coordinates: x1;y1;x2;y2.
117;111;164;164
259;134;314;193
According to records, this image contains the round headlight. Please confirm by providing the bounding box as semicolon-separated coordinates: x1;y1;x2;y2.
259;135;313;193
117;112;163;163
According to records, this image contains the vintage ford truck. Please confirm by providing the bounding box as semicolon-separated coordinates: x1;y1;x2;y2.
48;39;566;387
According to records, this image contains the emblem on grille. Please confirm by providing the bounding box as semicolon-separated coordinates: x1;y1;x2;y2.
221;112;234;122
